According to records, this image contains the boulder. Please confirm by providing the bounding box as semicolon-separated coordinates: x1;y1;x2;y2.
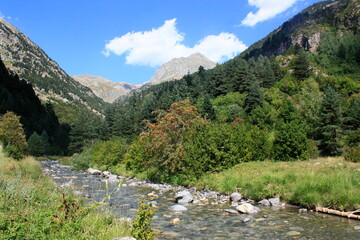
102;171;111;178
230;192;242;202
169;204;188;212
224;209;238;214
87;168;102;175
175;190;193;203
107;175;120;182
258;199;271;207
236;203;261;214
268;197;281;206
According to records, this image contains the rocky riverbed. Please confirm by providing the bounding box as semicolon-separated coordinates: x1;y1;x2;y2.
41;161;360;239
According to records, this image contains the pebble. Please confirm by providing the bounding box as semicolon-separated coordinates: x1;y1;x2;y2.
243;217;251;223
286;231;301;236
224;209;239;214
170;218;181;224
169;204;188;212
354;226;360;230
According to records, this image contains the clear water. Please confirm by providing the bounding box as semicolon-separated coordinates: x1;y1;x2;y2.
41;161;360;240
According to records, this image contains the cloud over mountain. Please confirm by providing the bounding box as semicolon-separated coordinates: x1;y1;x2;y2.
242;0;300;27
103;18;247;67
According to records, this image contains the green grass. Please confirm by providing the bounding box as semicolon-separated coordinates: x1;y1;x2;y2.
0;146;131;240
195;157;360;211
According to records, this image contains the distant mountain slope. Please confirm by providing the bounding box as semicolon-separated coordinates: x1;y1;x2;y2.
240;0;360;59
71;74;141;103
150;53;216;85
0;18;104;112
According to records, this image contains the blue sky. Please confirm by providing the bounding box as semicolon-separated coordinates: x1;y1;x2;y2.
1;0;321;84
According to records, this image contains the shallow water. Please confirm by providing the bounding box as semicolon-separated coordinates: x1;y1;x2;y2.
41;161;360;239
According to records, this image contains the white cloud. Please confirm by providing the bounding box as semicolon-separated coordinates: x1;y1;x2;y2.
241;0;300;27
103;18;247;67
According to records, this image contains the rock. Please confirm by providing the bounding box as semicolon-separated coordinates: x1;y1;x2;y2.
112;237;136;240
263;215;268;218
242;217;251;223
230;192;242;202
231;202;239;207
170;218;181;224
268;197;281;206
236;203;261;214
354;226;360;230
298;208;308;213
175;190;193;203
102;171;111;178
162;231;181;238
107;175;120;182
87;168;102;175
286;231;301;236
169;204;188;212
224;209;239;214
258;199;271;207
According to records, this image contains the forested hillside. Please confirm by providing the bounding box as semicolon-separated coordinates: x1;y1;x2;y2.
0;18;106;124
69;0;360;185
0;59;69;155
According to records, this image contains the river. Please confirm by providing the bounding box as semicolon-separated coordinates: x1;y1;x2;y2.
41;161;360;240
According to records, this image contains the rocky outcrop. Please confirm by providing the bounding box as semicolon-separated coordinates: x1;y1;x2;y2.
71;74;141;103
149;53;216;85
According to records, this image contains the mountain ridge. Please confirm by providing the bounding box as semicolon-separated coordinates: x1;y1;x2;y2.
0;17;105;113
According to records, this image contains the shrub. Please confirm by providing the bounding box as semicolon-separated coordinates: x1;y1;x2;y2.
344;145;360;163
92;138;128;170
4;145;23;160
131;200;157;240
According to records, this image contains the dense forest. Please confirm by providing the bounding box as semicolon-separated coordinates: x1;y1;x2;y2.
67;0;360;185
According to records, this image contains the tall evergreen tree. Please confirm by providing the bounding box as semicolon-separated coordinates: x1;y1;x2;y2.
318;87;342;156
292;51;311;81
201;94;216;121
244;82;263;114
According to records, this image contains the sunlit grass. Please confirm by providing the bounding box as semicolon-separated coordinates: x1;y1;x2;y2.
0;145;131;239
195;157;360;211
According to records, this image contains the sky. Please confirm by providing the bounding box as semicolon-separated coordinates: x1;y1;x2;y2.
1;0;322;84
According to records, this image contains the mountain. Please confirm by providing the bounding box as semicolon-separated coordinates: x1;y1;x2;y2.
0;18;105;113
149;53;216;85
0;59;69;154
241;0;360;59
71;74;141;103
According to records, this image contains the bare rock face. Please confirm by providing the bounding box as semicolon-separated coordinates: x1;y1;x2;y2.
150;53;216;85
71;74;141;103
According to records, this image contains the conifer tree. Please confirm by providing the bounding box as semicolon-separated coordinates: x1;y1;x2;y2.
244;81;263;114
201;94;216;121
292;51;311;81
318;87;342;156
28;132;44;156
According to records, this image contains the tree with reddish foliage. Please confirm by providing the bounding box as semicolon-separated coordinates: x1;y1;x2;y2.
131;99;207;181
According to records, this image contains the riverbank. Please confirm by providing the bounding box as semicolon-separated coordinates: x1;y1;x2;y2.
194;157;360;211
0;148;131;239
68;155;360;213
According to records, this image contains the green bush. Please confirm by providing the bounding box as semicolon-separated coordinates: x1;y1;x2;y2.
272;121;310;161
92;138;129;170
344;145;360;163
71;148;93;170
131;200;157;240
4;145;23;160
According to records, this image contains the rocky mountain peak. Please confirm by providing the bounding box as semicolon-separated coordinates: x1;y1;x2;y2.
71;74;141;103
150;53;216;85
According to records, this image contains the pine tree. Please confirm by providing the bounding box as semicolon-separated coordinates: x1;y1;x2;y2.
201;94;216;121
244;82;263;114
292;51;311;81
318;87;342;156
28;132;45;156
